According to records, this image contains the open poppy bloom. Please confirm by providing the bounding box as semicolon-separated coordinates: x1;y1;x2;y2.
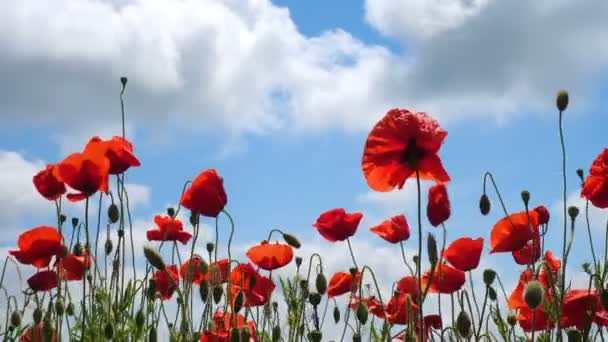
205;259;230;285
442;237;483;271
230;263;275;307
58;254;92;281
386;292;419;325
20;323;57;342
517;307;554;332
313;208;363;242
490;210;539;253
427;184;451;227
422;263;465;294
146;215;192;245
33;164;66;201
560;289;601;329
327;271;360;298
200;311;257;342
84;136;140;175
180;256;205;285
512;228;541;265
153;265;179;300
180;169;227;218
396;276;420;303
246;240;293;270
362;108;450;192
370;215;410;243
54;149;110;202
582;148;608;208
27;270;58;292
10;226;64;268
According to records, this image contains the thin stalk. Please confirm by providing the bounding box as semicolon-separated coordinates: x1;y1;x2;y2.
557;108;567;339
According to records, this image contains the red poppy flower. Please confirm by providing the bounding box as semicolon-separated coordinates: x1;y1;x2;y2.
246;240;293;271
58;254;91;281
84;136;140;175
146;215;192;245
561;289;600;329
180;169;227;218
422;263;465;294
534;205;550;225
54;149;110;202
582;149;608;208
508;269;536;310
370;215;410;243
180;256;205;285
10;226;64;268
27;270;58;292
350;296;385;318
20;323;57;342
327;271;360;298
512;229;541;265
313;208;363;242
201;311;257;342
33;164;66;201
386;292;419;325
230;263;275;307
362;108;450;192
427;184;451;227
442;237;483;271
153;265;179;300
543;250;561;274
517;307;554;332
205;259;230;285
490;210;539;253
395;276;420;304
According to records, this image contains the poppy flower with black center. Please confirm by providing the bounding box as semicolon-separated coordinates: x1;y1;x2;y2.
58;254;92;281
442;237;483;271
561;289;600;329
370;215;410;243
180;169;227;218
27;270;58;292
327;271;361;298
84;136;140;175
246;240;294;271
230;263;275;307
20;323;57;342
362;108;450;192
153;265;179;300
33;164;66;201
146;215;192;245
490;210;539;253
422;263;466;294
180;256;205;285
54;149;110;202
205;259;230;285
427;184;451;227
313;208;363;242
10;226;64;268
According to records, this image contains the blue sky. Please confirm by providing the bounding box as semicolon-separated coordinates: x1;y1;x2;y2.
1;0;608;306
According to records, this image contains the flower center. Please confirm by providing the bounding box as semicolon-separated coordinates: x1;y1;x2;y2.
401;138;425;169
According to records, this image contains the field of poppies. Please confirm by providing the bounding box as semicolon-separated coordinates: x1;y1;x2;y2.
3;80;608;342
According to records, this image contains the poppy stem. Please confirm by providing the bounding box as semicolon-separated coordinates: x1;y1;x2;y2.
346;238;359;270
399;242;415;277
81;196;89;341
584;200;598;273
415;170;424;342
469;271;481;319
558;108;567;340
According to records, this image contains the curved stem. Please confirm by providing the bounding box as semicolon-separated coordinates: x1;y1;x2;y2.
483;172;511;217
557;109;567;340
346;238;359;270
399;241;415;277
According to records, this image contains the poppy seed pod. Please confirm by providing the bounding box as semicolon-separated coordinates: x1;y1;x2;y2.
308;330;322;342
43;318;53;341
120;76;128;87
59;214;67;224
108;204;119;224
117;229;124;238
71;217;79;228
143;246;166;270
206;243;215;253
309;292;322;306
104;239;113;255
483;269;496;286
568;206;580;220
333;306;340;323
316;272;328;295
456;311;471;338
427;233;438;265
295;256;303;267
576;168;584;183
524;280;544;309
349;267;358;275
556;90;569;112
282;232;301;248
73;242;83;256
356;303;369;325
521;190;530;207
10;311;21;327
213;285;223;304
479;194;491;215
166;207;175;218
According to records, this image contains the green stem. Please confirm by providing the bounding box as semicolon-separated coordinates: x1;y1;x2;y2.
415;170;424;342
346;238;359;270
557;109;567;340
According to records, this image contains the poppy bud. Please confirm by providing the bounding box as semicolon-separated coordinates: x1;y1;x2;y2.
72;217;79;228
55;299;64;316
295;256;302;267
59;214;67;224
241;327;252;342
567;329;582;342
33;308;43;324
282;232;301;248
147;279;157;300
456;311;471;338
427;233;438;265
120;76;128;87
149;327;157;342
349;267;358;275
136;309;145;328
601;289;608;311
43;317;53;341
479;194;491;215
10;311;21;327
73;242;83;256
143;246;166;270
108;204;120;224
206;243;215;253
190;212;199;226
309;292;322;306
272;301;279;312
300;279;309;292
234;291;244;313
556;90;569;112
272;326;281;342
356;303;368;325
231;327;241;342
412;255;419;266
315;272;327;295
576;169;584;183
199;259;209;275
483;269;496;286
213;285;223;304
488;287;497;301
308;330;322;342
66;303;75;316
105;239;113;255
200;280;209;302
333;306;340;323
524;280;544;309
353;333;362;342
507;311;517;326
117;229;124;238
521;190;530;207
104;323;114;339
167;207;175;218
568;206;579;220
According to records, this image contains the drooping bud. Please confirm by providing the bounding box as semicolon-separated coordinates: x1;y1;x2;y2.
309;292;322;306
427;233;438;265
483;269;496;286
105;239;113;255
272;326;281;342
143;246;166;270
167;207;175;218
456;311;471;338
307;330;322;342
521;190;530;207
576;169;584;184
556;90;569;112
206;243;215;253
315;272;327;295
282;233;301;248
479;194;491;215
524;280;544;309
120;76;128;87
104;323;114;340
213;285;223;304
568;206;580;220
333;305;340;323
71;217;79;229
356;303;369;325
10;311;21;327
108;204;120;224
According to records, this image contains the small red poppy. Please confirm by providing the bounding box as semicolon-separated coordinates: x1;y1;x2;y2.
543;250;561;275
246;240;294;271
27;270;58;292
422;263;465;294
442;237;483;271
180;169;227;218
386;292;419;325
313;208;363;242
395;276;420;304
427;184;451;227
153;265;179;300
370;215;410;243
55;149;110;202
582;149;608;208
10;226;64;268
561;289;600;329
517;307;554;332
146;215;192;245
33;164;66;201
230;263;275;307
362;109;450;192
84;136;140;175
490;210;539;253
205;259;230;285
180;256;205;285
59;254;92;281
327;271;360;298
20;323;57;342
